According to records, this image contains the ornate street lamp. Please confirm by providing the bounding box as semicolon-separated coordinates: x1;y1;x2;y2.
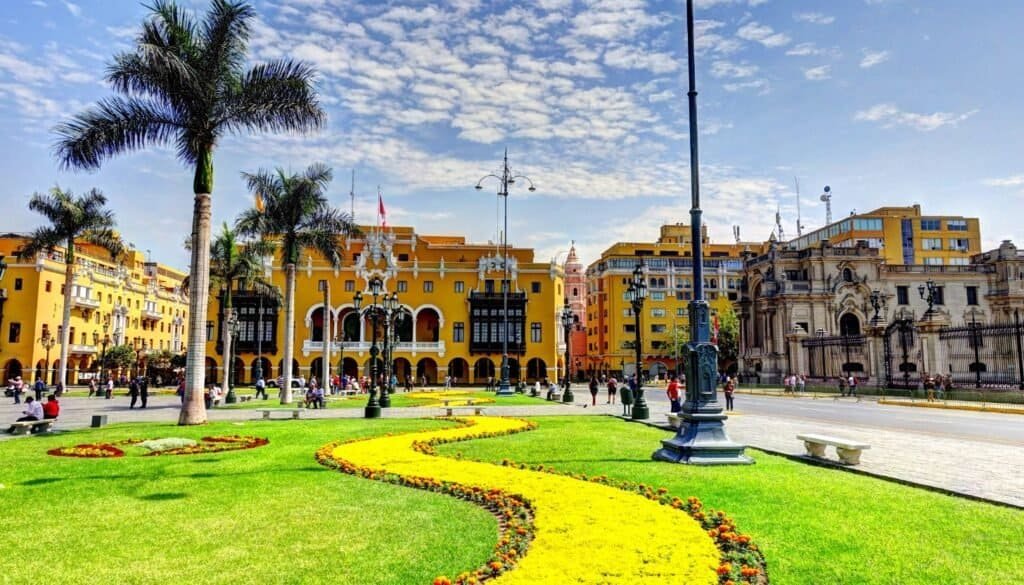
560;299;575;403
0;255;8;349
919;280;938;318
627;262;648;418
379;290;400;408
99;322;110;388
870;289;883;324
40;330;57;386
224;310;239;403
476;150;536;396
357;277;386;418
654;0;750;464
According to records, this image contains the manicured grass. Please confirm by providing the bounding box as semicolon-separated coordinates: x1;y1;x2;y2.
437;416;1024;585
222;388;552;410
0;418;495;585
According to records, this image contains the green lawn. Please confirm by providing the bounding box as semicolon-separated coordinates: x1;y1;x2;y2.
0;418;494;585
437;416;1024;585
4;415;1021;584
221;388;552;410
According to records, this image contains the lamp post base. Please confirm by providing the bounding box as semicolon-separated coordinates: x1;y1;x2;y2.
495;379;514;396
364;405;381;419
631;390;650;420
380;388;391;408
653;410;753;465
561;383;574;403
225;388;237;404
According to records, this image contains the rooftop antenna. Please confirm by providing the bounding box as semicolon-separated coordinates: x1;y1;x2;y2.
794;177;805;237
349;170;355;223
732;225;741;244
821;185;833;225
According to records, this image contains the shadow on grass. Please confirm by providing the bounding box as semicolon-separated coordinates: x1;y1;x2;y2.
20;477;63;486
138;492;187;501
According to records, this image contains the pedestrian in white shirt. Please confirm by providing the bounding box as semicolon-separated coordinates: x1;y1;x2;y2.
18;397;43;421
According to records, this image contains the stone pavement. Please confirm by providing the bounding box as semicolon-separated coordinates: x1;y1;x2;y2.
3;391;1021;508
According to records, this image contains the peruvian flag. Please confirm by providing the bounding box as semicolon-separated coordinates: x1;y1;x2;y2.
711;314;720;345
377;188;387;228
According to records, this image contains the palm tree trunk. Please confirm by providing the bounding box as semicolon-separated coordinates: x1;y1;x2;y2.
57;242;75;389
179;190;213;425
281;262;296;404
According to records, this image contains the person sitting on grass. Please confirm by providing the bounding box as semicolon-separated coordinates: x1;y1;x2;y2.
42;394;60;420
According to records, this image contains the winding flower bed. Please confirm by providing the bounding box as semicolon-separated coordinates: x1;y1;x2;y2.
318;416;765;584
404;390;496;407
48;435;268;458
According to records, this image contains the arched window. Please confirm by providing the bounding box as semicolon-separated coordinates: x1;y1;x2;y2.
572;287;578;297
843;268;854;282
839;313;861;336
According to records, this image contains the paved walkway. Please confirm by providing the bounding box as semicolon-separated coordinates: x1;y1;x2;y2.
3;392;1021;508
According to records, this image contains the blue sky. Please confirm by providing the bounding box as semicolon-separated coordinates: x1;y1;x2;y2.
1;0;1022;271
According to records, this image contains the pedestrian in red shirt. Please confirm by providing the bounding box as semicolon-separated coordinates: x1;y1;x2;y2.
666;375;681;413
42;394;60;420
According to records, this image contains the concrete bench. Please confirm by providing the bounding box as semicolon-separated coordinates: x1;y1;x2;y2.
443;406;485;417
239;395;254;403
797;433;870;465
441;399;475;407
666;413;683;429
258;409;302;420
9;419;56;435
339;389;357;397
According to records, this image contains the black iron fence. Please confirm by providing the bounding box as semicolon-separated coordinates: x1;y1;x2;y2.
938;316;1024;389
801;334;867;379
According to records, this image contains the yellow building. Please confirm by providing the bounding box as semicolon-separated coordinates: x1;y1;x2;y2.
786;204;981;265
0;235;189;384
203;225;566;386
584;224;767;379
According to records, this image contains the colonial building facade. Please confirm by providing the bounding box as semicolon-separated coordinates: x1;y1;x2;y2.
738;238;1024;388
203;225;567;386
584;224;768;380
563;242;587;381
0;235;188;384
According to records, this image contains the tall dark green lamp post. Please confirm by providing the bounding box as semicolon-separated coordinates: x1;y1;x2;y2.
627;263;649;419
653;0;751;464
559;299;575;403
356;279;382;419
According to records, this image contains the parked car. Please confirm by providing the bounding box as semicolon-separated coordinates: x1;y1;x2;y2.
267;376;305;389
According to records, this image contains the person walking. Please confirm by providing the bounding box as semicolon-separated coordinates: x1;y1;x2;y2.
139;377;149;409
848;375;857;398
87;378;96;398
797;374;806;395
838;375;848;397
255;376;267;400
128;377;139;409
666;375;681;413
588;376;599;406
723;377;736;411
105;377;114;399
33;377;46;402
607;377;618;405
12;376;23;404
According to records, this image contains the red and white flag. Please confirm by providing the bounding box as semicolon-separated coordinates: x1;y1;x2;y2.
377;187;387;229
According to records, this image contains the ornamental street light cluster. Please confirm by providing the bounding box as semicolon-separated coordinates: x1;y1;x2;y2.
355;277;403;418
559;299;575;403
627;262;649;419
476;149;536;396
39;330;56;386
919;279;938;318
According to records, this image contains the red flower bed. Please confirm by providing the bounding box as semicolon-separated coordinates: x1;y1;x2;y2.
48;436;268;459
48;443;125;458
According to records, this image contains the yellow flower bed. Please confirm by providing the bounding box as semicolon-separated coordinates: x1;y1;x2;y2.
404;390;496;407
328;416;720;584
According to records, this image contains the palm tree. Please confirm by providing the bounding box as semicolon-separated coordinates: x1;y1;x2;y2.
16;187;123;389
54;0;325;425
207;222;278;401
236;163;356;404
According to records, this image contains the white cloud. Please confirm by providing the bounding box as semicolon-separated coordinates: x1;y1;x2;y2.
854;103;979;131
786;42;839;57
723;79;770;94
794;12;835;25
859;49;890;68
803;65;831;80
62;1;81;17
603;44;678;74
736;21;791;48
982;175;1024;188
710;60;758;78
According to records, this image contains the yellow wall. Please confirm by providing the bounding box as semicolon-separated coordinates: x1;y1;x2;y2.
203;226;566;386
0;237;188;384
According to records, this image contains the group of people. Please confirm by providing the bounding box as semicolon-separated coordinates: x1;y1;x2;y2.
921;374;954;402
7;393;59;433
86;377;115;399
782;374;808;395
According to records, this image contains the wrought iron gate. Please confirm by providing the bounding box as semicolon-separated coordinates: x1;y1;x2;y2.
883;319;921;388
938;316;1024;389
801;334;867;379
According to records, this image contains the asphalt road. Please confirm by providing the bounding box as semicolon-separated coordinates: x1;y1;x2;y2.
641;389;1024;446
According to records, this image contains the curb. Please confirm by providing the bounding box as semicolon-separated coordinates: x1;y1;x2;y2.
877;399;1024;416
618;414;1024;511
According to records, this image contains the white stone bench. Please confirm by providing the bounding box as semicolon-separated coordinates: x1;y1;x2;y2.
666;413;683;429
9;419;56;435
258;409;302;420
797;433;871;465
443;406;485;417
339;389;357;397
442;399;475;407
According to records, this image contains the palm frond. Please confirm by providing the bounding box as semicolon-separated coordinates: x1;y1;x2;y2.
54;97;181;170
15;226;63;260
80;228;125;260
224;60;325;135
202;0;254;82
